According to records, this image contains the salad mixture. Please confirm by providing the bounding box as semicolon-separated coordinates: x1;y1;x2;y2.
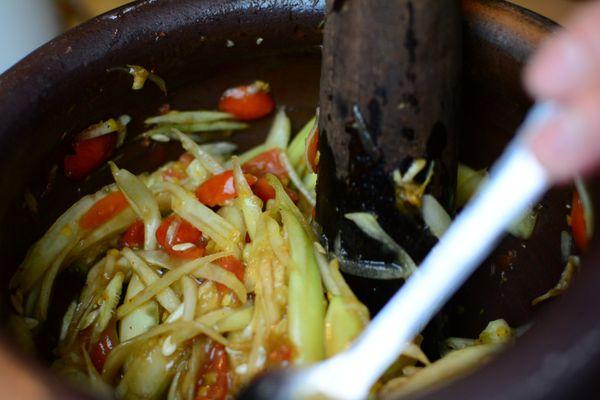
7;78;590;399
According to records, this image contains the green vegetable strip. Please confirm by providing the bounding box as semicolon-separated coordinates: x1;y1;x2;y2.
145;111;234;125
264;108;292;149
147;73;167;95
129;65;149;90
215;306;254;332
142;121;248;138
190;262;247;303
103;320;226;383
155;182;242;257
115;340;177;399
92;271;124;343
121;248;181;314
81;346;113;396
345;212;416;278
421;194;452;239
174;130;225;175
171;121;248;132
303;172;318;191
37;241;77;320
232;157;262;240
10;191;99;293
77;118;122;141
198;142;238;157
279;152;316;206
287;116;316;171
313;244;361;303
314;244;368;357
110;162;161;250
267;174;315;240
508;210;538;240
456;164;487;209
457;163;537;240
117;251;231;318
119;274;159;342
324;295;365;357
282;209;325;364
66;208;137;264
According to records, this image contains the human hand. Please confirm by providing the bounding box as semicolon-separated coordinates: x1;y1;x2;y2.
524;1;600;183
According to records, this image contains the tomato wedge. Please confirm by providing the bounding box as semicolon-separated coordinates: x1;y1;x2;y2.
217;256;245;281
215;256;245;295
218;81;275;121
156;215;206;259
252;177;299;203
80;191;129;231
571;190;588;252
122;220;145;248
64;133;117;180
89;324;119;373
252;177;277;203
242;148;287;181
242;149;299;202
306;126;319;173
195;171;258;207
196;343;230;400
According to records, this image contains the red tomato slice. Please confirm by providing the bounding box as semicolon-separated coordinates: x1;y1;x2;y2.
64;133;117;180
80;191;129;230
242;149;303;203
156;215;206;259
252;177;277;203
215;256;245;296
216;256;245;281
218;81;275;121
306;126;319;173
571;190;588;252
122;220;145;248
196;343;230;400
242;148;287;181
89;324;119;373
195;171;258;207
252;177;299;203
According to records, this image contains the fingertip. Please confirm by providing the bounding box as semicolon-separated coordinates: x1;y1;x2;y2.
524;33;591;99
523;37;552;97
528;117;573;183
528;94;600;183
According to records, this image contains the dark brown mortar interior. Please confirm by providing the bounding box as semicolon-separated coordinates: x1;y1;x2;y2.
0;0;599;399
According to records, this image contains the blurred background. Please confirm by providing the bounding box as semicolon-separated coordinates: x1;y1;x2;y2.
0;0;586;74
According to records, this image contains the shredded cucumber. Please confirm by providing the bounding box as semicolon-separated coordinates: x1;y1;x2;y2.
265;108;292;149
324;296;365;357
282;210;325;364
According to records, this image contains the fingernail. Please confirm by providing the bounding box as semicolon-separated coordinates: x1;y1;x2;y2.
526;34;591;97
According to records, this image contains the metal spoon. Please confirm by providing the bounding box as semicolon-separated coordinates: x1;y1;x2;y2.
239;103;557;400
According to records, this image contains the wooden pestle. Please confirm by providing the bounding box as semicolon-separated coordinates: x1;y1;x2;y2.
316;0;462;283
